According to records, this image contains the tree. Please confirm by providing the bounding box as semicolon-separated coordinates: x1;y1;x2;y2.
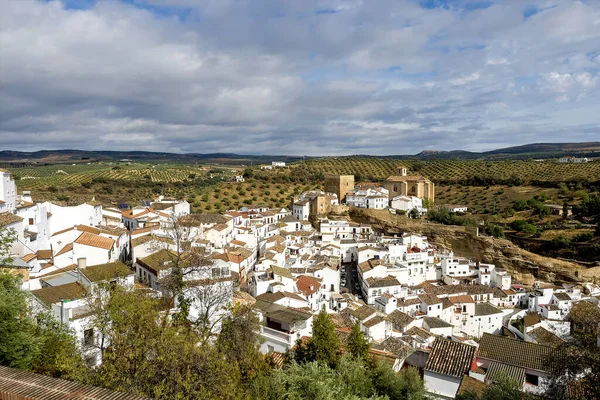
409;208;420;219
0;271;84;378
155;214;232;340
0;226;16;266
347;323;370;360
544;301;600;399
89;286;243;399
456;377;534;400
217;304;271;388
369;361;425;400
257;355;384;400
243;168;254;179
293;309;341;368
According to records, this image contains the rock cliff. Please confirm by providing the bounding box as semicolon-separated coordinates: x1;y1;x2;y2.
347;209;599;285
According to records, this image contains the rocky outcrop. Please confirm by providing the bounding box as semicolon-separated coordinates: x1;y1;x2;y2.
348;209;597;285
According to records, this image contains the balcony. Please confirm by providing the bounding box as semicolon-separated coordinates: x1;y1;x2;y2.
259;326;297;347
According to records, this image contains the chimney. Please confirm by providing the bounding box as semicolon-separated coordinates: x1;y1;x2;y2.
77;257;87;270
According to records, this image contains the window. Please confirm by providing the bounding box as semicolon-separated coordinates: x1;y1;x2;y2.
437;304;441;309
267;345;275;353
84;328;94;346
525;374;539;386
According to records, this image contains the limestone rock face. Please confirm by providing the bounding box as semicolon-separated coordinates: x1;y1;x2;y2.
350;209;598;285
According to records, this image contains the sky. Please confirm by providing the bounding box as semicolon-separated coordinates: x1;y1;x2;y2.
0;0;599;156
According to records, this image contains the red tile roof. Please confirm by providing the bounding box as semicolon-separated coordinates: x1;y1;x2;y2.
74;232;115;250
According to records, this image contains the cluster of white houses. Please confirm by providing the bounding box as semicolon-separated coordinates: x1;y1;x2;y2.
2;167;599;399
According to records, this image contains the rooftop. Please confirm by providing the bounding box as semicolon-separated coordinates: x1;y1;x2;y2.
0;365;147;400
425;337;476;378
31;282;86;307
81;261;133;283
477;333;556;372
74;232;114;250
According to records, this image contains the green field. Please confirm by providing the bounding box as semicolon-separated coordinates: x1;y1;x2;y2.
303;157;600;184
7;163;239;190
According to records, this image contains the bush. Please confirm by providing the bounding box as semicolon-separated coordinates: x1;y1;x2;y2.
572;232;593;242
552;236;571;249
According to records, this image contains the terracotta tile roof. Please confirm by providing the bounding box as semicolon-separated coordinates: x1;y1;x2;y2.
527;326;565;348
0;365;147;399
457;375;487;397
36;249;53;261
233;290;256;305
448;294;474;304
425;284;495;296
474;303;502;316
366;275;401;288
405;326;435;339
553;292;571;301
477;333;555;372
55;242;73;257
31;282;86;307
388;310;414;330
357;258;384;273
362;315;385;328
137;249;178;273
76;224;101;234
131;234;153;247
231;239;246;246
0;212;23;227
270;265;293;279
256;291;306;304
396;297;421;307
418;293;442;305
377;337;412;358
21;253;37;263
296;275;321;297
486;361;525;384
74;232;114;250
425;337;476;378
523;312;541;328
180;213;229;227
350;305;377;321
423;316;453;329
81;261;133;282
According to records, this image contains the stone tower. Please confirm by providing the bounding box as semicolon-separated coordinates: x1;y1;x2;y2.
324;174;354;203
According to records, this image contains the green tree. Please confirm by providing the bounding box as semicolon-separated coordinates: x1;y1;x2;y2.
257;355;383;400
89;287;243;399
368;360;425;400
456;377;533;400
293;309;341;368
544;301;600;399
347;323;370;360
217;304;271;389
0;271;84;378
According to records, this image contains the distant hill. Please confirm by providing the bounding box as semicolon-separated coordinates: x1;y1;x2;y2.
1;142;598;165
0;149;301;166
412;142;600;160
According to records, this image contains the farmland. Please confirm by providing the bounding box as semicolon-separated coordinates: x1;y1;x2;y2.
303;157;600;185
5;162;240;206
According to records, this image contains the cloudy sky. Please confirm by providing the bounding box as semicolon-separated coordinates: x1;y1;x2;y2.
0;0;599;155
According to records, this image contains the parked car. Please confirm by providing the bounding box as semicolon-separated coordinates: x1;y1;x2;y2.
354;283;360;291
341;278;346;286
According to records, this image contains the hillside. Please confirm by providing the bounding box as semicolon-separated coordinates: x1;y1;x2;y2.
1;141;599;165
0;149;301;166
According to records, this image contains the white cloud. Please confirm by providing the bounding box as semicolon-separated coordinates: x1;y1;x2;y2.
0;0;599;155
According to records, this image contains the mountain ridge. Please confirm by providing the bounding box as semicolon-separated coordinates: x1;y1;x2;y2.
1;141;599;164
